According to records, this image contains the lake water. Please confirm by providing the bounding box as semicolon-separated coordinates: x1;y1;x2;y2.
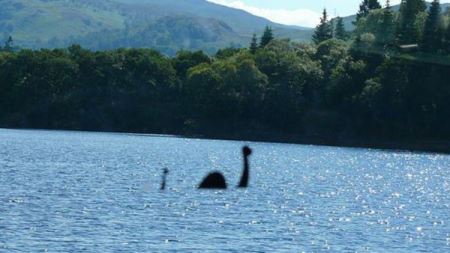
1;129;449;252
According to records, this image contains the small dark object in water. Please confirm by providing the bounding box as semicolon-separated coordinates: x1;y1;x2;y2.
161;168;169;191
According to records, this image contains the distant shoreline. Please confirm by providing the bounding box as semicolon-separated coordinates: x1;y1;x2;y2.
198;132;450;154
2;127;449;154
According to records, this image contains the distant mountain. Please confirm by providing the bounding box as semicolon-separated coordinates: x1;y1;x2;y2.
339;2;450;31
0;0;313;55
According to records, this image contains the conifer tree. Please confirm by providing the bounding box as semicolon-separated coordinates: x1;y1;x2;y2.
250;34;258;54
313;9;333;44
334;17;347;40
368;0;382;10
356;0;382;21
397;0;427;44
3;36;13;52
445;23;450;53
381;0;396;45
421;0;442;52
260;26;274;48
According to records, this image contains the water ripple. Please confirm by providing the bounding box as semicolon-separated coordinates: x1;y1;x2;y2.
0;129;449;252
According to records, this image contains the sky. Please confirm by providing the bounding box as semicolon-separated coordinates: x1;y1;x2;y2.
207;0;450;27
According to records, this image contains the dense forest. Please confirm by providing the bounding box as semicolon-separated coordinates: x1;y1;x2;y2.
1;0;450;150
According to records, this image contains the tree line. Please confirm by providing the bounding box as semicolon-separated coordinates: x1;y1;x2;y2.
313;0;450;53
0;0;449;148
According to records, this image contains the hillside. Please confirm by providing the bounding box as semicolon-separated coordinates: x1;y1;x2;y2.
0;0;312;55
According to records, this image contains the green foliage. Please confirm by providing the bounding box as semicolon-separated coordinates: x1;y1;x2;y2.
445;22;450;52
185;63;225;121
313;9;333;45
254;40;323;130
260;26;274;48
0;39;449;143
356;0;383;22
334;17;348;40
1;0;450;146
172;50;211;81
250;34;258;54
397;0;427;44
215;48;242;60
339;2;450;33
183;51;268;130
355;9;398;47
421;0;443;52
1;36;13;52
357;57;450;137
316;39;349;82
0;47;179;131
382;4;397;45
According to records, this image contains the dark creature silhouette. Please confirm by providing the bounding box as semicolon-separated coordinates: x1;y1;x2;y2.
198;146;252;189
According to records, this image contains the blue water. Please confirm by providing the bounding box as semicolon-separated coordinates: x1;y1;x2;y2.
1;129;449;252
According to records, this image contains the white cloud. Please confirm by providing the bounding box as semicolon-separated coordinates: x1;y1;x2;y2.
207;0;322;28
207;0;450;27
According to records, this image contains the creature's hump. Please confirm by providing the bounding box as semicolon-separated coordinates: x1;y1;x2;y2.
199;172;227;189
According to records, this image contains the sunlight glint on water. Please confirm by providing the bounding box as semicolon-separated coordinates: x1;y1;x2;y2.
0;129;449;252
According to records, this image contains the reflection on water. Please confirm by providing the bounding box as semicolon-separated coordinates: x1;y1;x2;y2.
0;129;449;252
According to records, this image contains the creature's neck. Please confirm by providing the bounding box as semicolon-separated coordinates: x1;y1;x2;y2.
161;175;167;190
238;155;249;188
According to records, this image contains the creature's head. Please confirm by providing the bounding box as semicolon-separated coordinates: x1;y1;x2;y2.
243;146;252;156
163;168;169;174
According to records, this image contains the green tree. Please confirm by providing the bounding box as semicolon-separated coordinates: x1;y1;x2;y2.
355;7;398;48
260;26;274;48
334;17;347;40
254;40;322;130
385;0;391;8
381;1;396;46
172;50;211;80
231;53;268;123
445;23;450;53
1;38;450;148
184;63;224;121
316;39;349;80
313;9;333;44
356;0;382;22
215;47;241;59
397;0;427;44
368;0;382;9
250;33;258;54
421;0;442;52
2;36;13;52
